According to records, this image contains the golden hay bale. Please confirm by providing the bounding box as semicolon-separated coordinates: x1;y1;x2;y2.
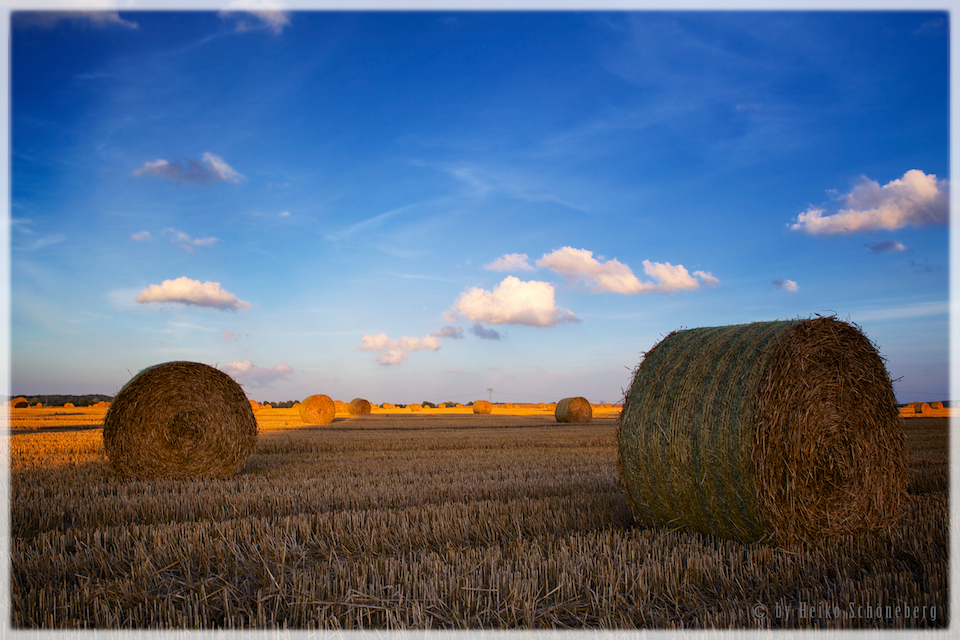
63;402;75;408
382;402;395;409
619;317;906;545
102;361;258;479
10;397;27;409
34;403;41;408
455;403;463;408
555;397;592;423
473;400;493;414
931;401;943;410
333;400;347;413
912;401;924;414
537;402;547;409
249;400;262;412
409;404;422;412
348;398;372;415
299;394;336;425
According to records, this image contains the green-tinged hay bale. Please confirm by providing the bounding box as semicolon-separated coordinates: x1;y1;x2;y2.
299;394;336;425
473;400;493;414
409;404;422;412
556;397;592;423
249;400;262;412
348;398;372;416
618;317;906;546
102;361;258;479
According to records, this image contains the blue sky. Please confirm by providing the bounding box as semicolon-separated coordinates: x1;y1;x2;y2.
8;9;951;405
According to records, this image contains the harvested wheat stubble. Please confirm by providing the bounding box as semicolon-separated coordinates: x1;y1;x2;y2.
299;394;336;425
473;400;493;414
102;361;258;479
555;397;592;423
618;317;906;546
348;398;372;416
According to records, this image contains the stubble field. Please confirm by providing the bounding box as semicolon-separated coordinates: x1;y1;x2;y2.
5;404;949;629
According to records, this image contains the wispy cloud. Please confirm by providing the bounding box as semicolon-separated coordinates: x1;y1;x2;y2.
852;300;948;322
219;1;291;35
470;324;501;340
325;203;416;241
485;253;534;272
865;241;907;254
13;11;139;30
133;152;244;185
430;326;464;339
790;170;948;235
772;279;798;292
223;330;238;340
135;276;252;310
358;332;441;366
537;247;717;294
131;231;152;242
163;228;218;252
222;360;293;388
16;234;65;252
445;276;580;327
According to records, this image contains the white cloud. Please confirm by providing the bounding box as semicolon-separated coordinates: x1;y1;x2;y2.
135;277;252;310
772;279;798;292
222;360;293;388
223;331;238;340
219;1;291;35
790;170;948;235
131;231;152;242
163;228;218;252
536;247;716;294
358;332;441;366
14;11;139;30
485;253;534;271
445;276;580;327
133;153;244;185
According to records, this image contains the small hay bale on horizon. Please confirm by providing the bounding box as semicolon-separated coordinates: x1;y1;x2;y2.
382;402;395;409
333;400;347;413
618;317;906;546
102;361;258;479
555;397;592;423
348;398;372;416
249;400;262;412
63;402;75;408
473;400;493;414
299;394;336;425
409;404;423;412
9;397;27;409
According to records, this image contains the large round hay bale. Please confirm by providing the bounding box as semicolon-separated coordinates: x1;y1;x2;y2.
409;403;422;412
618;317;906;546
102;361;258;479
473;400;493;414
555;397;592;423
348;398;372;415
299;394;335;425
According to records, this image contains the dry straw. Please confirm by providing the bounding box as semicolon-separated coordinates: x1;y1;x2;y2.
555;397;592;423
333;400;347;413
102;361;258;479
299;395;336;425
249;400;262;412
473;400;493;414
618;317;906;546
348;398;372;416
409;404;423;412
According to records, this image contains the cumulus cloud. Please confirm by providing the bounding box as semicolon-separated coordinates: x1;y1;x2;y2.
536;247;717;294
865;241;907;254
430;326;464;339
222;360;293;388
445;276;580;327
163;228;218;252
485;253;534;271
135;277;252;310
358;332;441;366
772;279;798;292
133;152;244;185
14;12;139;30
790;169;948;235
470;324;501;340
219;1;291;34
131;231;152;242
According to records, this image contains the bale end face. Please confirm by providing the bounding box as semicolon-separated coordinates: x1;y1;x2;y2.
555;397;592;423
348;398;372;415
473;400;493;414
299;394;336;425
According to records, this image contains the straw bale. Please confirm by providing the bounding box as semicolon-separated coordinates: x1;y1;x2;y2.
409;404;422;412
537;403;547;409
63;402;75;408
10;397;27;409
249;400;262;412
348;398;372;415
382;403;395;409
473;400;493;414
333;400;347;413
102;361;258;479
299;394;336;425
618;317;906;546
932;401;943;409
555;397;592;423
912;401;923;414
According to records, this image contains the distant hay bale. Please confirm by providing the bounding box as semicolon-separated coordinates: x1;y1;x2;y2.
932;401;943;409
555;397;592;423
299;394;336;425
455;403;463;408
63;402;75;408
102;361;258;479
348;398;372;415
11;397;27;409
249;400;262;412
34;403;41;408
913;401;923;414
537;402;547;409
618;317;906;545
382;402;395;409
409;404;422;412
505;402;513;409
333;400;347;413
473;400;493;414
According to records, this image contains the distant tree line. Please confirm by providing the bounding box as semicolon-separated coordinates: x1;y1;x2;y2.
6;394;114;407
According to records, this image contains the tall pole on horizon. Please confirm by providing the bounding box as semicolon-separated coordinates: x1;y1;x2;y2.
487;388;493;403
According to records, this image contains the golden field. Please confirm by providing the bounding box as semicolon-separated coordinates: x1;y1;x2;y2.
4;404;948;629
